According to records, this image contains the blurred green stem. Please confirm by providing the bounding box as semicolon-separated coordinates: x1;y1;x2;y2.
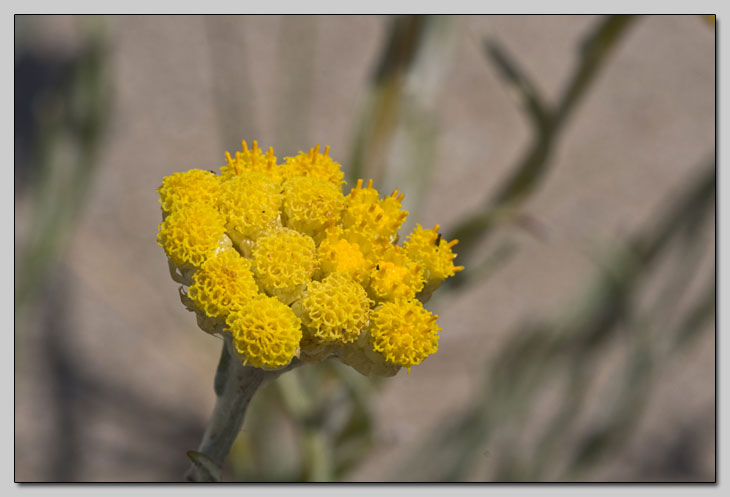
303;429;333;481
275;368;334;481
396;158;714;481
185;337;303;482
16;16;110;315
448;15;637;278
348;15;430;185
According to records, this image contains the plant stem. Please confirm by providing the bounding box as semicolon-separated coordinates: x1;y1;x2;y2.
185;337;302;482
447;15;637;273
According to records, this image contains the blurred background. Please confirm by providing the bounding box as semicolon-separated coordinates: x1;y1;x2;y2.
14;14;715;482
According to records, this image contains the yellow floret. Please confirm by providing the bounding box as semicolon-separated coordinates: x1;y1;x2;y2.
301;273;371;344
221;139;281;181
226;295;302;370
368;244;425;302
281;144;344;186
157;169;221;214
157;203;229;269
342;179;408;241
369;299;440;370
282;176;345;237
403;224;464;289
188;249;260;321
252;228;318;302
218;171;283;244
317;229;370;284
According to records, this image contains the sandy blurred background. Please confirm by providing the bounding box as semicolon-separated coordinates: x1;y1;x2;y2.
14;14;715;482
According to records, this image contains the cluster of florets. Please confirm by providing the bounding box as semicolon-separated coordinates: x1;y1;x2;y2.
157;140;463;374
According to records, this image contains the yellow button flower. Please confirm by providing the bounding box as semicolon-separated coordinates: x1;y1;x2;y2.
367;244;425;302
226;295;302;370
252;228;318;302
158;169;221;214
217;171;283;244
301;273;371;344
342;179;408;241
188;249;259;321
221;139;281;181
403;224;464;290
317;228;370;284
369;299;440;370
157;203;229;269
281;144;344;186
282;176;345;238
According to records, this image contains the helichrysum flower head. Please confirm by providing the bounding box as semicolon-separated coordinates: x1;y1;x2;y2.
301;273;370;345
222;140;281;181
342;179;408;242
188;248;259;322
281;144;344;186
252;228;317;303
157;203;229;269
157;140;461;374
158;169;222;214
404;224;464;294
282;176;345;238
368;299;440;371
217;171;283;246
226;295;302;370
316;227;370;284
368;244;425;302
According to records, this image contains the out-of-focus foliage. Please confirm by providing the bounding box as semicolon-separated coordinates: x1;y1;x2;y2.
226;359;379;481
15;16;110;318
448;15;637;284
396;159;714;481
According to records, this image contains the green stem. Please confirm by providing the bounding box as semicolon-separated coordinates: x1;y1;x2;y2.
185;337;302;482
448;15;637;270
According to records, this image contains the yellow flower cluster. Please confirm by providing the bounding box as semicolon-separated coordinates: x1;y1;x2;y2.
157;203;229;270
252;228;318;303
300;273;370;345
157;140;462;374
227;296;302;369
188;248;259;322
282;176;345;237
369;299;440;371
158;169;221;214
218;172;283;245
